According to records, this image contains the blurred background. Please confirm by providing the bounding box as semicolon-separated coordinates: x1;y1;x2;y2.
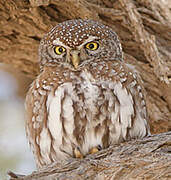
0;64;35;180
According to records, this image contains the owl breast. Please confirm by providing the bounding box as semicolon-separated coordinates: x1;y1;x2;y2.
26;62;150;168
42;67;148;163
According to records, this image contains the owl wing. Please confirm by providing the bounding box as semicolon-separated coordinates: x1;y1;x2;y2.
25;77;73;168
25;77;54;168
110;63;150;142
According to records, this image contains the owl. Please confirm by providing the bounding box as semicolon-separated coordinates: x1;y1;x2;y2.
25;19;150;169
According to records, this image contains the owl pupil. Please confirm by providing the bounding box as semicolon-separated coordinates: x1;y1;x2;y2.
58;47;63;52
89;44;94;49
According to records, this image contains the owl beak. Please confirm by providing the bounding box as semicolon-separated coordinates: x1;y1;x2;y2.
70;50;80;69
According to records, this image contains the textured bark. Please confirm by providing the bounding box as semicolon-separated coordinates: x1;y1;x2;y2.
0;0;171;179
8;132;171;180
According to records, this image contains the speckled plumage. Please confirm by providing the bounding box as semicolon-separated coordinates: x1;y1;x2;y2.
25;19;150;169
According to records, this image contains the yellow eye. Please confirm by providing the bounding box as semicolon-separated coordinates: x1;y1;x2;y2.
85;42;99;51
54;46;66;55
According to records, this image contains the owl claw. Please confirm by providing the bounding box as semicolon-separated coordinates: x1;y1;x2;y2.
89;145;102;154
74;148;83;159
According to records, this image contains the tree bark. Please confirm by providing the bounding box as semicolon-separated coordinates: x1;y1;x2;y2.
0;0;171;179
8;132;171;180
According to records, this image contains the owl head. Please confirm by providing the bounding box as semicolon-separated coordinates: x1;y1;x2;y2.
39;19;123;71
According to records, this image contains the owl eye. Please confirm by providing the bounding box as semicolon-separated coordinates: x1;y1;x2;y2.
85;42;99;51
54;46;66;55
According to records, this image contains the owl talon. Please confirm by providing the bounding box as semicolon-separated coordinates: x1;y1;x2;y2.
89;145;102;154
74;148;83;159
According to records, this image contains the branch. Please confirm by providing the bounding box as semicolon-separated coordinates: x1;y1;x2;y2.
8;132;171;180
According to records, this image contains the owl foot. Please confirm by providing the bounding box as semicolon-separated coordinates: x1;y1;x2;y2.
74;147;83;159
89;145;102;154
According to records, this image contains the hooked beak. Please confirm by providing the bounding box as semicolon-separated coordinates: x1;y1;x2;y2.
70;50;80;69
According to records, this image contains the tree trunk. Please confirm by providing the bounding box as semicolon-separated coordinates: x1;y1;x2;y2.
0;0;170;179
8;132;171;180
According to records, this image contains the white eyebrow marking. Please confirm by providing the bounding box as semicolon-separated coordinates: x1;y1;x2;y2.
53;36;99;50
78;36;99;49
53;38;71;49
